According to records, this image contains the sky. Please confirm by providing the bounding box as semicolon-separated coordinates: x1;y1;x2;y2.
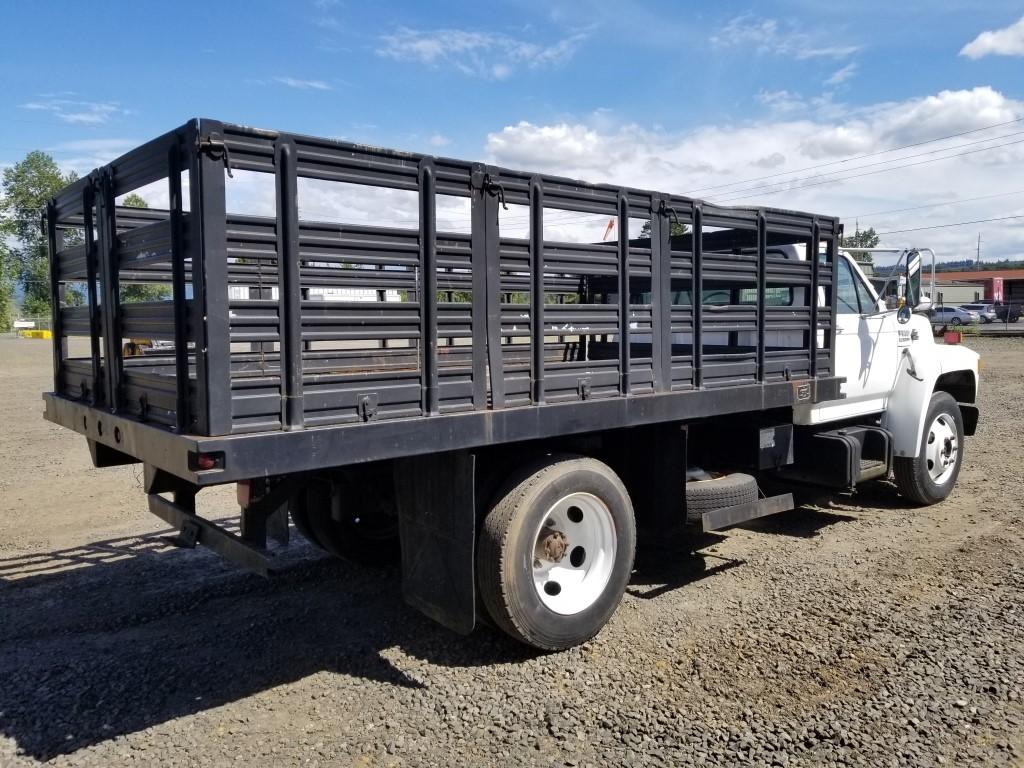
2;0;1024;264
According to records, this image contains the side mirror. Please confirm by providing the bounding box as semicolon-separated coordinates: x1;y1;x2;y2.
905;250;922;308
897;304;912;324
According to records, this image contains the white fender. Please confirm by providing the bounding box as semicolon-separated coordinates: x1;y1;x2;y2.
881;316;979;457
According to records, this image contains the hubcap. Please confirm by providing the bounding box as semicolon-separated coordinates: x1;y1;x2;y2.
532;492;617;615
925;413;959;485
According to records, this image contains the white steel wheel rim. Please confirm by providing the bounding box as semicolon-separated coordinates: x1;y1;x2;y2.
925;413;959;485
531;492;617;616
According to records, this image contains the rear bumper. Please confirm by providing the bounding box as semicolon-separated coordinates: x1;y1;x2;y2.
44;392;203;483
44;373;844;486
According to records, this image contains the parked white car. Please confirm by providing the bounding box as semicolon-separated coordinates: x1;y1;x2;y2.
929;306;980;329
958;303;997;323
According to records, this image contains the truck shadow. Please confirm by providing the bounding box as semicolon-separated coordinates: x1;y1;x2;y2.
0;526;532;761
0;499;870;760
739;506;859;538
628;531;744;601
626;502;862;600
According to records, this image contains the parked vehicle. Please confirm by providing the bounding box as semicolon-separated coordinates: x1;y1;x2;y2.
41;119;980;650
958;303;997;323
929;306;980;330
994;302;1022;322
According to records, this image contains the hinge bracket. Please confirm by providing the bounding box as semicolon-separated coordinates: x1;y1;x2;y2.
197;132;234;178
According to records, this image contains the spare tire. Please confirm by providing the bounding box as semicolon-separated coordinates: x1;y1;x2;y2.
685;472;758;524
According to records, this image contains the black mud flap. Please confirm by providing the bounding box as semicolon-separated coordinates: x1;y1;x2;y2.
702;493;795;532
959;404;979;436
394;451;476;635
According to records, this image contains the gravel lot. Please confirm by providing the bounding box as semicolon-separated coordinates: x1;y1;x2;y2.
1;336;1022;768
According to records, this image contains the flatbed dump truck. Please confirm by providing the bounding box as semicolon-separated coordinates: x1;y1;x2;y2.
42;119;980;650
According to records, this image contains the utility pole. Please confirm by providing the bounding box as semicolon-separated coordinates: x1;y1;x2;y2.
976;233;982;270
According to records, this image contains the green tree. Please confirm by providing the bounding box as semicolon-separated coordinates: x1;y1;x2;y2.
840;226;880;264
119;193;171;303
0;241;13;331
122;192;148;208
0;151;77;320
640;219;690;238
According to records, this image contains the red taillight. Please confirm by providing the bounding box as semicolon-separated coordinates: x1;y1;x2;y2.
196;453;218;470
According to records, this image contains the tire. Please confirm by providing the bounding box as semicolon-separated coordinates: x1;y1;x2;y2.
293;471;400;566
289;490;321;547
894;392;965;505
477;455;636;651
951;318;961;327
685;472;758;524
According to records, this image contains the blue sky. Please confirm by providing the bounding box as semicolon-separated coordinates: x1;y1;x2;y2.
2;1;1023;260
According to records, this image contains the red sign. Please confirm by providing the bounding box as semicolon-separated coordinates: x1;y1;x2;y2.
988;277;1004;302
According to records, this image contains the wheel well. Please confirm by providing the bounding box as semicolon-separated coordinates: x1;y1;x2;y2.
934;370;976;404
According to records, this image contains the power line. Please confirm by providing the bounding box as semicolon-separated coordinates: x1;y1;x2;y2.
846;188;1024;219
876;214;1024;236
712;136;1024;204
683;116;1024;195
710;129;1024;201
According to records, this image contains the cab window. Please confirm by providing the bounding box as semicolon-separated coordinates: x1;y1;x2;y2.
853;269;878;313
837;258;860;314
837;258;879;314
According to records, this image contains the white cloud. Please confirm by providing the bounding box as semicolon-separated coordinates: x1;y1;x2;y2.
314;16;341;31
825;62;858;86
711;14;859;60
20;98;129;125
751;152;787;169
756;89;806;114
273;76;332;91
960;15;1024;59
428;134;451;148
377;26;588;79
483;87;1024;262
801;86;1020;156
46;138;140;176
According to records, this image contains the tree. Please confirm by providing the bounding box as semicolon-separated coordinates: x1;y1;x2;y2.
0;241;13;331
640;219;690;238
2;155;63;320
119;193;171;303
122;192;148;208
0;151;77;320
840;226;880;263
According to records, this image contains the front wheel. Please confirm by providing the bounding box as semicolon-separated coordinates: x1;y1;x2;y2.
894;392;965;505
476;455;636;651
951;318;962;327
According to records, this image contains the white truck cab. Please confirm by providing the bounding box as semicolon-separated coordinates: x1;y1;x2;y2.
795;248;979;504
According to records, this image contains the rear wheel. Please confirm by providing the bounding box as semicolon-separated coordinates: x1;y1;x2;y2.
894;392;964;505
289;491;320;547
477;455;636;651
290;467;400;565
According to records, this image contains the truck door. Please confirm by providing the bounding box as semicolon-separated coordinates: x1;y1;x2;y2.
828;255;899;419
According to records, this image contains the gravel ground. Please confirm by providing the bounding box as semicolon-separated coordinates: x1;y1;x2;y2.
1;336;1022;768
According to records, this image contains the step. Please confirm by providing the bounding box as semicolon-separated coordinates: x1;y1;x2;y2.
858;458;889;482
